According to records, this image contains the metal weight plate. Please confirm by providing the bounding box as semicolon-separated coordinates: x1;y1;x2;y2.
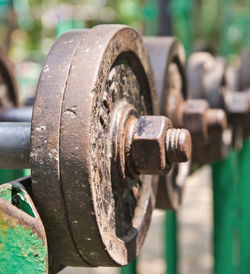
187;52;229;162
187;52;226;108
144;37;190;210
31;25;158;267
0;48;19;107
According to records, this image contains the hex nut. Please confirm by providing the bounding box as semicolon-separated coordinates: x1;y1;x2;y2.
182;99;209;139
132;116;172;174
224;90;250;119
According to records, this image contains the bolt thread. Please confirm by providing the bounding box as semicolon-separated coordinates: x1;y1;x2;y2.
165;128;192;163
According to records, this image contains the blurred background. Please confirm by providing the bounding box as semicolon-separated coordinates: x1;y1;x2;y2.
0;0;249;103
0;1;249;274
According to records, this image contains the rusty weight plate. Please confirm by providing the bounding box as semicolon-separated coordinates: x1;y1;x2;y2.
31;30;89;267
0;48;19;107
187;52;229;162
187;52;226;108
31;25;159;267
144;36;190;210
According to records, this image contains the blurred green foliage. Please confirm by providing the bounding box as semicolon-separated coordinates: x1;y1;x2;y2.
170;0;250;58
0;0;249;63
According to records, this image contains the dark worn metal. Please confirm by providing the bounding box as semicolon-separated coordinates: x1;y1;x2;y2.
0;48;19;107
132;116;191;175
182;99;210;141
156;161;190;210
144;37;190;210
180;100;227;161
31;30;90;267
187;52;226;108
192;109;228;164
187;51;250;151
187;52;231;158
133;116;172;174
0;178;48;273
0;122;30;169
223;89;250;146
0;106;32;122
31;25;159;267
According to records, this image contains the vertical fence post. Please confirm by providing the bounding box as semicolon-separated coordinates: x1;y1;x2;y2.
212;152;238;274
165;211;177;274
236;140;250;274
121;259;137;274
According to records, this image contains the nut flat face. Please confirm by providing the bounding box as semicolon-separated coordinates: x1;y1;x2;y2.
183;99;209;141
144;36;189;210
132;116;172;174
31;25;158;267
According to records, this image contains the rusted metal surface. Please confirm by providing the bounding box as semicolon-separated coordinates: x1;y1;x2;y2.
156;161;190;210
0;177;48;273
223;89;250;148
191;108;228;165
187;52;232;160
132;116;191;175
31;25;159;266
187;52;226;108
31;30;90;267
181;99;228;164
187;51;250;151
144;37;191;210
132;116;172;174
0;48;19;108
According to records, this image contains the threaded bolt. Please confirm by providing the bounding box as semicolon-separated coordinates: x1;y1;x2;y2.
165;128;192;163
131;116;192;175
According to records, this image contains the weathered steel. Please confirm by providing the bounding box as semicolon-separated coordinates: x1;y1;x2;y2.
187;52;231;159
183;99;228;164
31;29;90;267
0;122;30;169
156;161;190;210
187;51;250;151
132;116;191;175
144;37;190;210
31;25;159;267
0;177;48;273
0;28;192;267
187;52;226;108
